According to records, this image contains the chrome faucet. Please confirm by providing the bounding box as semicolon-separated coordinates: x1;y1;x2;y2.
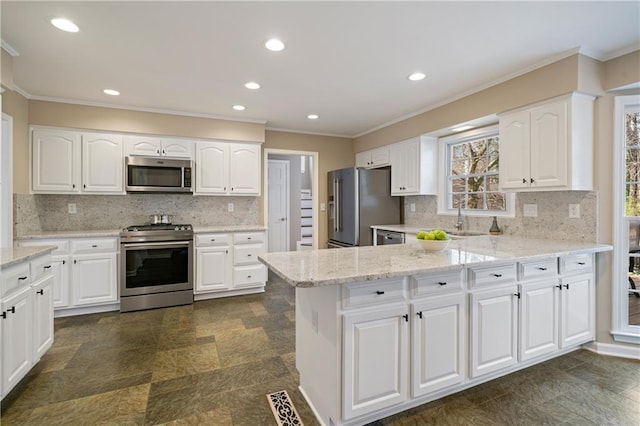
454;198;464;231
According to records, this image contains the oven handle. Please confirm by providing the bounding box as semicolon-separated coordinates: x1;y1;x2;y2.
122;241;191;249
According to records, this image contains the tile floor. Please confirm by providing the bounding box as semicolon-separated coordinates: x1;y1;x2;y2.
1;276;639;425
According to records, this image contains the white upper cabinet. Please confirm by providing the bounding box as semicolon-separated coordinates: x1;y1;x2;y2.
499;93;594;191
81;133;124;193
356;146;390;169
32;129;124;194
390;136;437;196
125;135;192;158
32;129;81;193
195;141;261;196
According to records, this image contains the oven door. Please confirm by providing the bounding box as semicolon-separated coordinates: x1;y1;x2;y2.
120;240;193;296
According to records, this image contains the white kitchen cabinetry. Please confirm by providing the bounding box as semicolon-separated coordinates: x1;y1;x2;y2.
195;141;261;195
342;305;408;420
125;135;192;158
498;93;594;191
355;147;390;169
390;136;437;196
1;252;54;398
32;128;124;194
194;231;266;298
559;273;594;348
518;280;559;362
195;233;232;293
16;237;119;315
469;283;519;378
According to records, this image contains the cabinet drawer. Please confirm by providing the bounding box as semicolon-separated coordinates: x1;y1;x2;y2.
519;258;558;281
30;254;53;283
468;263;517;288
71;238;118;254
17;239;69;255
195;233;231;247
561;254;593;275
233;264;266;288
342;279;406;310
1;262;30;297
234;243;264;266
410;269;464;298
233;232;264;244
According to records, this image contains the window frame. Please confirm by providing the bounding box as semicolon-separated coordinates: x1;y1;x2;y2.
612;94;640;344
437;124;515;217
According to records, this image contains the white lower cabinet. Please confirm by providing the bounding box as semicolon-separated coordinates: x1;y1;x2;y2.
1;252;54;398
519;280;560;362
559;273;594;348
195;231;266;296
342;305;409;420
71;253;117;306
50;256;70;308
470;284;519;378
411;293;465;397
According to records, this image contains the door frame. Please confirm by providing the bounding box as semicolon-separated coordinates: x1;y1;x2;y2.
263;148;319;249
267;159;291;252
1;110;13;246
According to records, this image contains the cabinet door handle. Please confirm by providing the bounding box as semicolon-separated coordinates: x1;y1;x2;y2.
225;250;228;254
91;245;98;248
247;275;252;279
247;254;252;257
37;289;44;295
492;273;502;278
537;267;547;271
74;260;77;264
1;312;5;319
514;293;521;299
157;149;161;154
438;281;447;286
530;178;535;183
73;184;76;188
18;276;28;281
162;150;166;155
563;284;570;289
522;178;527;184
403;314;409;322
375;290;385;295
417;311;423;319
577;262;586;265
8;307;15;314
63;260;66;265
211;239;216;242
556;284;563;290
44;265;51;269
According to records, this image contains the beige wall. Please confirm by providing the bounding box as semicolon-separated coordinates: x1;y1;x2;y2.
1;50;14;90
1;89;29;193
264;131;354;248
603;50;640;91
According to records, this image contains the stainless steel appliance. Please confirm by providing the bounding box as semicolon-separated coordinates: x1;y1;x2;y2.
125;156;193;193
119;224;194;312
328;167;401;247
376;230;405;245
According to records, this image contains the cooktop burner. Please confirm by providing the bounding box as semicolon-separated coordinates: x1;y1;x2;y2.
122;224;193;232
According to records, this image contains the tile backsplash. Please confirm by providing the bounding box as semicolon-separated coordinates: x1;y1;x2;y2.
14;193;261;236
403;191;599;243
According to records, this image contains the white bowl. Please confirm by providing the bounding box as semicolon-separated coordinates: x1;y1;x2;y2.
417;239;451;251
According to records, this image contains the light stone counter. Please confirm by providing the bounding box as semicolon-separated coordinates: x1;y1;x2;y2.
16;229;121;240
371;224;487;238
1;246;57;269
193;225;267;233
259;236;612;287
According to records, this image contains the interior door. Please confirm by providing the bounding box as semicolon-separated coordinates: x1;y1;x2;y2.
268;160;290;252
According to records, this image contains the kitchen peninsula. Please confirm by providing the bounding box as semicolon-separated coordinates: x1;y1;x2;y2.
259;236;612;426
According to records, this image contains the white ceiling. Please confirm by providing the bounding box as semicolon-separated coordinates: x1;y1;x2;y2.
2;1;639;138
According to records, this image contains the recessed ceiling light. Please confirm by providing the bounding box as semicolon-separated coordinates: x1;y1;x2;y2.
233;105;246;111
51;18;79;33
244;82;261;90
452;125;474;132
103;89;120;96
408;72;426;81
307;114;319;120
265;38;285;52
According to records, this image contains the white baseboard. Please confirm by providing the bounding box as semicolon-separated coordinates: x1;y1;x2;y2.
583;341;640;359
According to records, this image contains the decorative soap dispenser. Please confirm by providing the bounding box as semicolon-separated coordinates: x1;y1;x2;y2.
489;216;502;235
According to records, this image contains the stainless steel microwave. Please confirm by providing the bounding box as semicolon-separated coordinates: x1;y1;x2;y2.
125;156;193;193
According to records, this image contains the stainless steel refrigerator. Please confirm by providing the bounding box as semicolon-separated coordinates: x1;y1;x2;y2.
328;167;401;248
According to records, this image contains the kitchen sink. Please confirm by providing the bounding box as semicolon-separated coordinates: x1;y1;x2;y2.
446;230;487;237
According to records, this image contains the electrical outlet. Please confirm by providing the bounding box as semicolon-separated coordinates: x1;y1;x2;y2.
569;204;581;218
523;204;538;217
320;202;326;212
228;203;234;212
410;203;416;212
67;203;77;214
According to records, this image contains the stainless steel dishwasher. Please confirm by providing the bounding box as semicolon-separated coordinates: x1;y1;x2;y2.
376;230;405;245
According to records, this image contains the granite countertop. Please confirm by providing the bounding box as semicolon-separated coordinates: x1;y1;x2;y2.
259;236;612;288
371;224;487;237
16;229;122;240
193;225;267;233
1;246;57;270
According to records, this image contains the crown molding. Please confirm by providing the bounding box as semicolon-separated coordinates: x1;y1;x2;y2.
12;85;31;99
265;126;351;139
1;39;20;57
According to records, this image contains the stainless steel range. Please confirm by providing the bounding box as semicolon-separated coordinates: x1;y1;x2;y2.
119;224;193;312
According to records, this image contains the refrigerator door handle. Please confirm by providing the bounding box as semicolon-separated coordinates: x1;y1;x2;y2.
335;178;340;232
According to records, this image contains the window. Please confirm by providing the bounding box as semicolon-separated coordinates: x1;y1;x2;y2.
613;94;640;344
438;125;514;216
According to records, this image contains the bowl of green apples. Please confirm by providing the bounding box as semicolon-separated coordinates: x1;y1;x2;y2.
416;230;451;251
